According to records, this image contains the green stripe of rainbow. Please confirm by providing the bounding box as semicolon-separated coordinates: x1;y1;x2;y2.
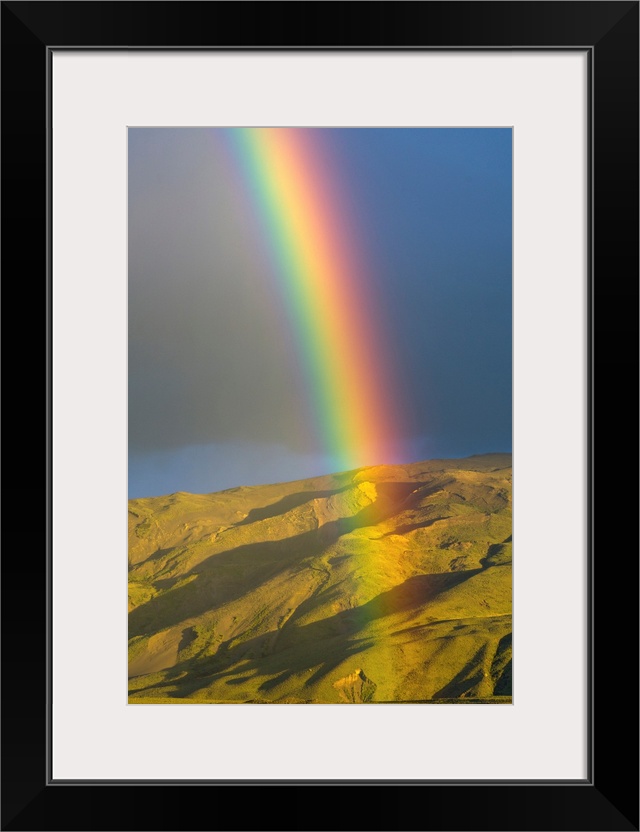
226;127;407;473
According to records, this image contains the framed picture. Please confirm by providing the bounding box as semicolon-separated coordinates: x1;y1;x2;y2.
3;2;637;830
126;122;515;706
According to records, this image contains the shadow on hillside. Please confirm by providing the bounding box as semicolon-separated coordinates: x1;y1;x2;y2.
380;516;453;538
144;546;182;564
129;567;483;699
480;535;513;568
491;631;512;696
431;628;513;698
128;483;418;638
432;644;489;698
234;487;351;527
273;567;484;653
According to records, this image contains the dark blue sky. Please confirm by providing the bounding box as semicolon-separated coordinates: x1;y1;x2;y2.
129;128;511;498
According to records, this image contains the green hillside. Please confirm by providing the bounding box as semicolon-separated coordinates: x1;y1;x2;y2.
128;453;512;703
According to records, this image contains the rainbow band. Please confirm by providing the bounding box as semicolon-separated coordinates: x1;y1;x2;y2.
227;128;406;472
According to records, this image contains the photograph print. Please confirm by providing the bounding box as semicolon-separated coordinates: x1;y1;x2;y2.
128;127;512;704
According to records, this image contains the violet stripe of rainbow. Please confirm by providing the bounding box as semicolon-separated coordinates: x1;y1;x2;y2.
228;127;406;472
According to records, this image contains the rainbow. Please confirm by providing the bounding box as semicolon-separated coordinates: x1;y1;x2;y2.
222;128;408;473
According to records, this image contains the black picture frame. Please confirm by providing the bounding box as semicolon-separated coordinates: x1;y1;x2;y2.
2;2;638;830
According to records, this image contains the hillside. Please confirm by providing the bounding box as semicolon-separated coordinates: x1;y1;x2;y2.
128;453;512;703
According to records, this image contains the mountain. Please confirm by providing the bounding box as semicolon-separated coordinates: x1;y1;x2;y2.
128;453;512;703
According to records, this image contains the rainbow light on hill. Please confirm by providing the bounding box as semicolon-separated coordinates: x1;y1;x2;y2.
222;128;410;473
